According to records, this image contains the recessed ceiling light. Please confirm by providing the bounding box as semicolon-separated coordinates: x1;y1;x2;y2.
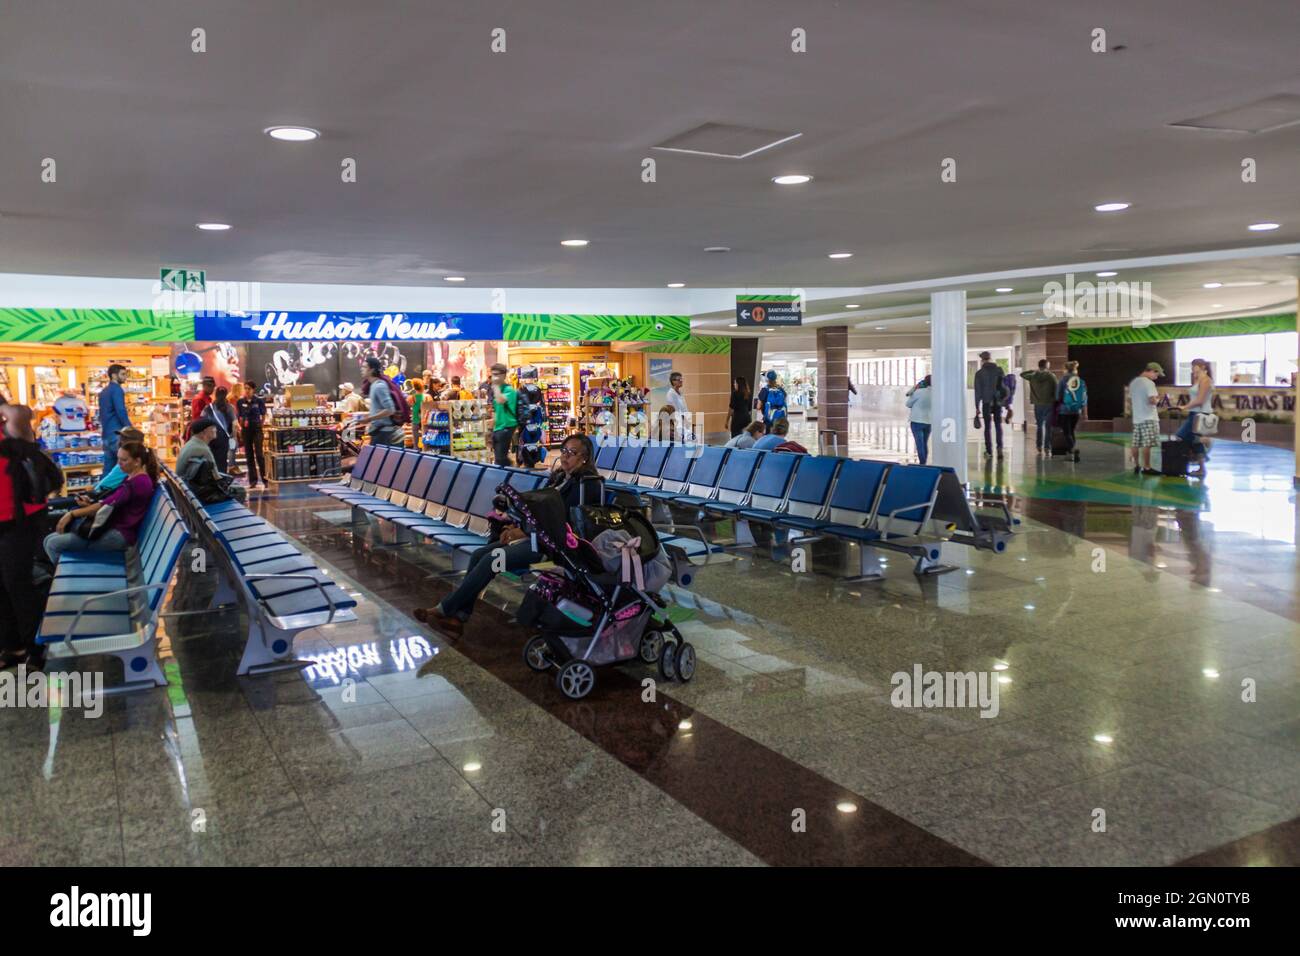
1094;202;1131;212
1158;313;1168;317
993;662;1008;671
844;304;859;309
443;276;466;282
704;246;731;253
560;238;589;247
995;287;1013;293
728;323;737;327
462;762;481;773
1093;734;1114;744
195;222;231;231
828;252;853;259
1202;668;1220;679
666;282;685;288
264;125;320;142
1203;282;1223;289
772;174;813;185
1247;222;1280;231
1212;304;1224;308
1096;271;1118;277
874;326;886;330
835;801;858;813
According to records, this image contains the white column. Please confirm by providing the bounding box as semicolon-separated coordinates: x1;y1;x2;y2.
930;291;968;483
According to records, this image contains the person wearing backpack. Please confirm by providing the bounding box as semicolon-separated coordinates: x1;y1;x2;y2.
1055;360;1088;462
360;355;410;446
755;370;788;432
488;362;518;466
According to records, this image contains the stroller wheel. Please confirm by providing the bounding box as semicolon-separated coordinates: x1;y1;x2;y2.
639;630;665;663
675;642;697;682
556;660;596;700
523;635;552;673
658;643;677;682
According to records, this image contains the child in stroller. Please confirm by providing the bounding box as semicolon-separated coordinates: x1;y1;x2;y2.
497;481;696;700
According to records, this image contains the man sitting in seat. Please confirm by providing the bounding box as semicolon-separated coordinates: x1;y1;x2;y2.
176;418;219;483
413;434;602;639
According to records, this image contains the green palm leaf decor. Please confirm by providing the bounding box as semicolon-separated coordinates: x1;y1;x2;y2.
0;308;195;343
502;314;688;342
1068;313;1295;345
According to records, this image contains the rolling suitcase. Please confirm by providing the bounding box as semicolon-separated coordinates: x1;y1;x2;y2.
1050;425;1072;456
1160;439;1190;477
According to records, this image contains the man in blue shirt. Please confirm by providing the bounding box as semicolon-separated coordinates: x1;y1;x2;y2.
98;364;131;472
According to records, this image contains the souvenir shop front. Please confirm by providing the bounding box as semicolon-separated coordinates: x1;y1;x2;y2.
0;308;710;485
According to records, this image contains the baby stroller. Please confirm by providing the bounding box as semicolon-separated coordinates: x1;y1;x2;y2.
496;481;696;700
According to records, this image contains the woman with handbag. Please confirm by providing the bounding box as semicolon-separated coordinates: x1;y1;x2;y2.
1174;358;1215;477
43;441;158;565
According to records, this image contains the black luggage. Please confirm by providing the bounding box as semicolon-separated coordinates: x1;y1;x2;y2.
1050;426;1072;455
1160;439;1190;477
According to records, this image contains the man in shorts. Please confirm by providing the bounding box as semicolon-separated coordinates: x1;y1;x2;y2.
1128;362;1163;474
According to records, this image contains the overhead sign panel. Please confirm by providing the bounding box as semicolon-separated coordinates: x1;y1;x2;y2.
736;294;802;328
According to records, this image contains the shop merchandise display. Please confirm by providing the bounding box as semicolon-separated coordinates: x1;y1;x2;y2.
266;403;341;483
515;382;548;467
582;376;648;440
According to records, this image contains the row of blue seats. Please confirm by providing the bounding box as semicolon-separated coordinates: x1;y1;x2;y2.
165;470;360;676
38;486;191;693
310;445;550;570
592;437;1015;576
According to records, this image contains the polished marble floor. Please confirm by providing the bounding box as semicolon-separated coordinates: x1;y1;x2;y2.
1;416;1296;866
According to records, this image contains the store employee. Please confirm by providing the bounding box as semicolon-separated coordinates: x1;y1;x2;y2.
236;382;268;489
99;364;131;472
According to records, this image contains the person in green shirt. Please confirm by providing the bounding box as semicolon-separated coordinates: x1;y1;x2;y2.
1020;360;1060;457
489;363;518;466
409;379;426;449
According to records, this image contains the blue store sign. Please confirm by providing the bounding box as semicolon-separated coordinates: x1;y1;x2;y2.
194;311;506;342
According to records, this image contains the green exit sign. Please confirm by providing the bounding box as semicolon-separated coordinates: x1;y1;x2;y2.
160;268;205;292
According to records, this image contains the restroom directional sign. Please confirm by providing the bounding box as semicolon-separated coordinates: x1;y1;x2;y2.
160;267;205;293
736;294;801;327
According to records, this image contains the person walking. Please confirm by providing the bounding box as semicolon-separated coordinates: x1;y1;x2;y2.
0;404;63;671
1128;362;1163;475
973;352;1007;458
755;370;788;432
666;371;692;440
203;386;237;472
906;375;933;465
409;379;427;449
361;356;406;447
1176;358;1216;478
236;381;268;488
1055;361;1088;462
1020;359;1060;457
98;363;131;472
488;362;518;466
726;376;752;438
190;376;216;422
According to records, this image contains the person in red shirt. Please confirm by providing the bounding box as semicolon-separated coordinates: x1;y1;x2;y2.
191;376;216;422
0;404;63;670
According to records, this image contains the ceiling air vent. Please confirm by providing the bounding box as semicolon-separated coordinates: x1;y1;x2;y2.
652;123;801;159
1168;94;1300;133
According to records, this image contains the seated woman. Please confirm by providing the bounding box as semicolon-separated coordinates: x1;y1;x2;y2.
44;441;159;565
413;433;601;638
